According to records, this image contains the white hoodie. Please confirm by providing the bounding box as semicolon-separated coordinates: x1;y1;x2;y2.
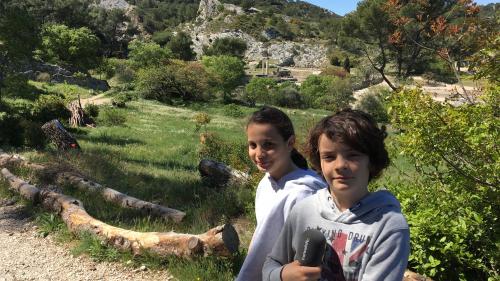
236;168;327;281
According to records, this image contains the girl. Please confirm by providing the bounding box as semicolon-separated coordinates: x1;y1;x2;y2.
263;109;410;281
236;106;327;281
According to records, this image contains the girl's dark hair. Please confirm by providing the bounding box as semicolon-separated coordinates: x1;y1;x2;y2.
247;106;308;169
306;108;389;181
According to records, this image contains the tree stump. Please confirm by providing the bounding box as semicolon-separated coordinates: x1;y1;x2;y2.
198;159;249;188
68;95;94;127
41;120;80;150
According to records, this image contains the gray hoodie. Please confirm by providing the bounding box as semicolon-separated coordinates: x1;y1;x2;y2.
262;188;410;281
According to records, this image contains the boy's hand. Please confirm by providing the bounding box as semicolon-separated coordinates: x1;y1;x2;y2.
281;260;321;281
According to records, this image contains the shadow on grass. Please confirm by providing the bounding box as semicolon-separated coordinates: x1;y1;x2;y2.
39;146;249;234
78;134;144;146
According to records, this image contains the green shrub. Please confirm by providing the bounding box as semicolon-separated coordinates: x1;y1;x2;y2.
137;61;211;103
300;75;354;111
389;87;499;280
32;95;70;123
20;120;46;149
0;111;23;147
193;112;211;132
222;104;245;118
275;86;303;108
244;77;277;105
199;132;253;172
97;107;127;126
128;39;173;70
203;37;248;59
84;104;99;118
355;91;389;123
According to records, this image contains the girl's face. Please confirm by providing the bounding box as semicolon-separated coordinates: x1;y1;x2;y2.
318;134;370;198
247;123;295;179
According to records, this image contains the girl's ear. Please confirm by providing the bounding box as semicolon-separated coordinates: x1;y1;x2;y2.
287;135;296;150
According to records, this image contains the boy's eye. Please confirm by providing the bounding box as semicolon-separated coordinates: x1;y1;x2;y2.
248;142;256;149
321;155;335;161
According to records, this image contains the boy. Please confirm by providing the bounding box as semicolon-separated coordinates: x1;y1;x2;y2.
262;109;410;281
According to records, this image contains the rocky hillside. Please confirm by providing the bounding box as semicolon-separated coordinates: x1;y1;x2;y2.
187;0;336;67
95;0;340;67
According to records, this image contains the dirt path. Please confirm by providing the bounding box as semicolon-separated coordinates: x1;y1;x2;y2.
353;76;479;104
0;199;175;281
80;93;112;107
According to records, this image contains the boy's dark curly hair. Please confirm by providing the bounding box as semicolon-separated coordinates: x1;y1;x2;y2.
306;108;389;181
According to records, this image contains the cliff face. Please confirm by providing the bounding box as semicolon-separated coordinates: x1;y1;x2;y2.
190;0;329;68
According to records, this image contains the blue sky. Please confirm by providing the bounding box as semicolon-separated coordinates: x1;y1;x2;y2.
304;0;500;16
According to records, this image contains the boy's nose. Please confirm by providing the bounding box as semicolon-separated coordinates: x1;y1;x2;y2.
334;156;348;170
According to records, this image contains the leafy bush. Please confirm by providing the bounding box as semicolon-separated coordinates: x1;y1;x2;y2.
193;112;211;132
136;61;212;103
20;119;46;149
84;104;99;118
167;31;195;61
201;55;246;102
128;39;173;70
199;132;253;172
97;107;127;126
355;91;389;123
300;75;354;111
275;86;303;108
203;37;248;59
32;94;70;123
222;104;245;118
106;58;135;83
244;77;277;105
38;23;101;72
389;87;499;280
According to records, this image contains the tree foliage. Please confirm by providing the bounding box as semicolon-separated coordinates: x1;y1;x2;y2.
388;86;499;280
300;75;354;111
167;32;196;61
127;39;173;70
38;24;101;72
203;37;248;59
136;60;212;103
201;55;246;102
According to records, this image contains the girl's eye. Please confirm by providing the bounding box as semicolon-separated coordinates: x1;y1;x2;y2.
262;142;275;149
248;142;256;149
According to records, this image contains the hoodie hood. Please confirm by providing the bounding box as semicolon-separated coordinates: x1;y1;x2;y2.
317;188;402;224
267;168;327;192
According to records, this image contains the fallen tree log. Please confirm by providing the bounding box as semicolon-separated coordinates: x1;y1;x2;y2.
1;168;239;258
198;159;249;188
0;151;186;222
55;172;186;222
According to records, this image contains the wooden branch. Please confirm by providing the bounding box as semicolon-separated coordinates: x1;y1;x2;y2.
1;168;239;258
0;151;186;222
55;172;186;222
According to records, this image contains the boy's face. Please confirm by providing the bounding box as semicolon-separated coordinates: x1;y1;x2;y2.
318;134;370;199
